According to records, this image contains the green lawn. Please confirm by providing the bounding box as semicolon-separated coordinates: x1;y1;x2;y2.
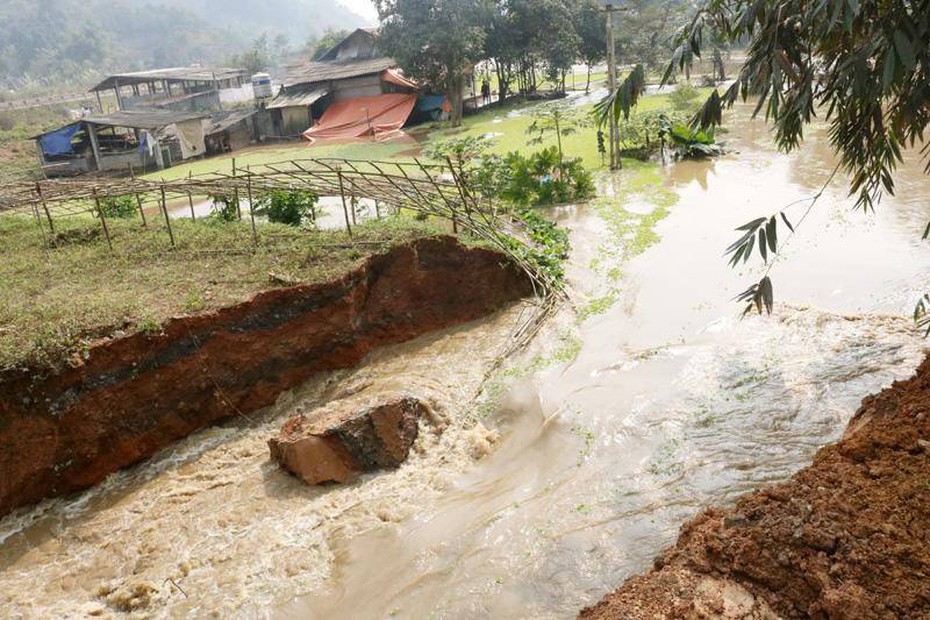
417;89;711;170
0;212;443;371
146;87;707;181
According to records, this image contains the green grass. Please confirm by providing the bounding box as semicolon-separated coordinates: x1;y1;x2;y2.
0;213;443;371
141;86;709;181
143;140;415;181
417;89;712;171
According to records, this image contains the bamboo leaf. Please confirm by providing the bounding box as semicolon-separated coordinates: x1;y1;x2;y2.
766;216;777;251
736;217;767;231
780;212;794;232
758;229;767;262
760;276;774;314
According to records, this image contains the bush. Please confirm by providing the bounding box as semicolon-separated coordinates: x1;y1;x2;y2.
500;147;596;207
669;82;701;112
209;194;239;222
97;195;137;219
253;189;319;227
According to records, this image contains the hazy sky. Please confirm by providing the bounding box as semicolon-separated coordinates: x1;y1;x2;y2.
338;0;378;22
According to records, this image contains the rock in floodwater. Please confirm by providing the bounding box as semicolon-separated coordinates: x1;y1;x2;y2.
268;394;430;484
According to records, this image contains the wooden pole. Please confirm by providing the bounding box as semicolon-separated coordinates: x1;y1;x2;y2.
34;182;54;232
31;202;50;248
246;168;258;246
605;5;623;171
188;171;196;220
232;158;242;220
160;186;176;248
337;170;353;237
129;164;147;227
93;189;114;251
374;199;380;219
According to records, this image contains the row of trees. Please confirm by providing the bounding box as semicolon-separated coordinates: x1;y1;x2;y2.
376;0;691;127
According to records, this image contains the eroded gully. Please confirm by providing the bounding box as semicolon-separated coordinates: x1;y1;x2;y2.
2;103;929;619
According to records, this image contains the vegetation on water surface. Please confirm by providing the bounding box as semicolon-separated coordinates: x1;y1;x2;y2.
0;214;443;372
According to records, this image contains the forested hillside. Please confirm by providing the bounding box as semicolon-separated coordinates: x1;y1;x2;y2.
0;0;363;92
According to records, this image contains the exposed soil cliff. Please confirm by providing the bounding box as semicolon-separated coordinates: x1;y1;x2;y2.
0;236;533;516
581;356;930;619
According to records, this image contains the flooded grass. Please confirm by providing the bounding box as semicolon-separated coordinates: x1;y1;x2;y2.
0;213;444;371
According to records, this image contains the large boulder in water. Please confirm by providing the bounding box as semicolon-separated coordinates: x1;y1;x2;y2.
268;393;429;484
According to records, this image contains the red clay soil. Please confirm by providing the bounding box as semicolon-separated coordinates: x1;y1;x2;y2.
0;236;532;516
581;357;930;620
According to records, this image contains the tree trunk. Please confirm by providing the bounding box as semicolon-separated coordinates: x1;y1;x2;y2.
449;73;465;128
586;65;592;92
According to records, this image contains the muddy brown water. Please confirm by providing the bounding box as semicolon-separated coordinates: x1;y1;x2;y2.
2;104;929;618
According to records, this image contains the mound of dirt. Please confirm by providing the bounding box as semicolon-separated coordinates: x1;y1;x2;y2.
581;356;930;619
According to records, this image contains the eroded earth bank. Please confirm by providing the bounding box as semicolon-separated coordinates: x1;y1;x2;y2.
581;356;930;619
0;235;531;515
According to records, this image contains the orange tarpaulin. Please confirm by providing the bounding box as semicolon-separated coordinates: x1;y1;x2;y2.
302;93;418;143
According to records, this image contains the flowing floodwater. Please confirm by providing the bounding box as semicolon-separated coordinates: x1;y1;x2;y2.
2;104;929;619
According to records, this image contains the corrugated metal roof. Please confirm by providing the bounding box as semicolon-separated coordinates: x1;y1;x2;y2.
318;27;380;62
267;86;330;109
90;67;248;92
83;110;209;130
206;109;259;134
281;57;397;88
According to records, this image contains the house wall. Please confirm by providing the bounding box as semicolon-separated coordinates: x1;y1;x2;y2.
281;106;311;135
97;151;150;173
333;74;384;101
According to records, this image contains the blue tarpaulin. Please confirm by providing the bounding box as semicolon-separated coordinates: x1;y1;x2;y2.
39;123;82;156
416;95;446;113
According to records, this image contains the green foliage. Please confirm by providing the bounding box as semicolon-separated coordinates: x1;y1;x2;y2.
661;117;724;159
595;65;647;126
668;82;701;112
665;0;930;212
425;135;493;168
502;206;571;284
500;148;596;207
526;102;588;166
253;190;320;227
209;194;239;222
97;195;137;219
376;0;489;126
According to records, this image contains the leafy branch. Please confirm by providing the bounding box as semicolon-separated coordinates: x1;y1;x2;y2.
726;162;841;316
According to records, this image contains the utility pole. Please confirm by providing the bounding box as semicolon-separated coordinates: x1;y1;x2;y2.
605;3;622;170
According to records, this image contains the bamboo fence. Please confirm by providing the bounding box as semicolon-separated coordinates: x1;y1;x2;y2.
0;157;556;295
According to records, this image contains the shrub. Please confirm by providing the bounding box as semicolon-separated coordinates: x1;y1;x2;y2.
97;195;137;219
209;194;239;222
499;147;596;207
668;82;701;112
253;189;319;227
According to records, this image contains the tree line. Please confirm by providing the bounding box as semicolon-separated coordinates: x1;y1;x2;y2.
376;0;693;126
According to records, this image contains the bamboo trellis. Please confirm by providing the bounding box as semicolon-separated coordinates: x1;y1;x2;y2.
0;157;557;295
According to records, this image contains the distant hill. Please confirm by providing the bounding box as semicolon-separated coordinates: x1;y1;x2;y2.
0;0;366;91
161;0;368;43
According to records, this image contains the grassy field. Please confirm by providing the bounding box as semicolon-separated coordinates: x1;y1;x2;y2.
3;87;701;371
0;213;443;371
149;87;703;181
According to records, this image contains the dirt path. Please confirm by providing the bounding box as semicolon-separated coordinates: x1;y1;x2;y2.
581;356;930;619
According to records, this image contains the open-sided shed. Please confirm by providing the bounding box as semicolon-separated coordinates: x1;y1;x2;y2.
35;110;208;176
90;67;249;112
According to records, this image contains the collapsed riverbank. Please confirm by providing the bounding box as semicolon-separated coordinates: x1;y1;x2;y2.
581;355;930;619
0;234;533;516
